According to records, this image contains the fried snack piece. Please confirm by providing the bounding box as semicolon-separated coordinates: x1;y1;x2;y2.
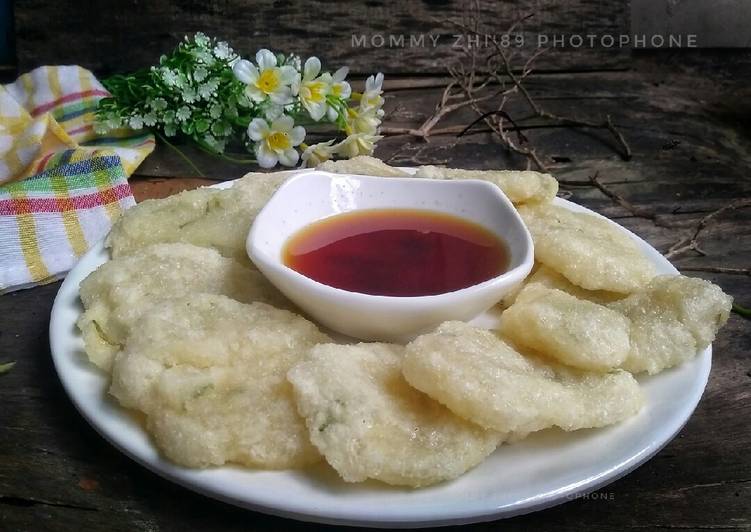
414;165;558;205
501;264;624;309
500;285;631;371
523;265;624;304
518;203;657;293
287;342;502;487
609;275;733;375
110;293;328;469
77;243;287;372
317;155;411;177
106;172;288;260
403;321;643;435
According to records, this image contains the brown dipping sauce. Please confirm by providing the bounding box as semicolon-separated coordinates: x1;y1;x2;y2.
282;209;509;297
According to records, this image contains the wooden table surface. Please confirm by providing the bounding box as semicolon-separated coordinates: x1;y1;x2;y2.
2;48;750;530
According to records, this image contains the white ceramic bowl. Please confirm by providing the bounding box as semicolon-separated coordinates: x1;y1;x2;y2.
247;171;534;341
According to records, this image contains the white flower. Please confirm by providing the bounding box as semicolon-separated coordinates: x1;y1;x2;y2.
233;49;298;105
360;72;384;111
324;67;352;99
128;115;144;130
193;66;208;82
213;41;234;60
335;132;383;159
300;139;337;168
346;104;383;135
176;106;191;122
247;115;305;168
295;57;330;121
164;123;177;137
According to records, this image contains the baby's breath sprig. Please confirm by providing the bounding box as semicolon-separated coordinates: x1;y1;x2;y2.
96;33;385;171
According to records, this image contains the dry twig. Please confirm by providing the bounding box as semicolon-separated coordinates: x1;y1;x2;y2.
664;199;751;259
381;3;632;170
678;266;751;276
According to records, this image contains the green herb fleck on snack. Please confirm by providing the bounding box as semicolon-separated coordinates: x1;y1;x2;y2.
0;361;16;375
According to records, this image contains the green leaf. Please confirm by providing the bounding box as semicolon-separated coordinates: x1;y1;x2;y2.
0;361;16;375
195;119;210;133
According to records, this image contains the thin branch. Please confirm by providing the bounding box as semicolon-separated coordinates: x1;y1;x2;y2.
381;88;503;140
420;7;632;168
678;266;751;276
589;172;655;220
665;199;751;259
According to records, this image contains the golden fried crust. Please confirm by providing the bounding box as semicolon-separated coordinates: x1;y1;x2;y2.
288;342;502;487
403;321;643;434
110;293;329;469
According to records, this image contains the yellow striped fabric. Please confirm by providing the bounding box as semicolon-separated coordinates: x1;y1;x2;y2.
0;65;155;184
0;66;153;292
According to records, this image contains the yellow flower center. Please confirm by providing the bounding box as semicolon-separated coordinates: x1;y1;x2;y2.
304;81;327;103
331;84;342;97
257;69;280;94
364;94;381;108
266;131;290;151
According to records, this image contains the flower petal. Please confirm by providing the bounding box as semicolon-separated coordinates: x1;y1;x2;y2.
256;49;277;70
263;103;284;121
232;59;257;84
269;86;294;105
279;65;299;85
289;125;306;146
277;147;300;167
255;142;278;168
366;72;384;92
305;101;327;121
333;66;349;82
337;81;352;99
245;84;265;103
271;115;295;133
247;118;270;141
303;56;321;81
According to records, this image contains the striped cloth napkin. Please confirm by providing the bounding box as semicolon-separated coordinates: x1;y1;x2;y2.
0;66;155;293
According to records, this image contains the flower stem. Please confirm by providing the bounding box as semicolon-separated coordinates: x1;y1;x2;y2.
194;139;257;164
733;303;751;319
155;130;205;177
214;152;258;164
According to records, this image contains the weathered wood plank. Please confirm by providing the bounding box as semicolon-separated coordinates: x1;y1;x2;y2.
2;50;750;531
15;0;629;75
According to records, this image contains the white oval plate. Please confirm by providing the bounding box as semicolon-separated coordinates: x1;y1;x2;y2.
49;171;710;528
